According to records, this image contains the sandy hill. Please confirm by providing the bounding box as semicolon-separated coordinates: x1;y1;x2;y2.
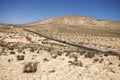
22;15;120;38
24;15;120;27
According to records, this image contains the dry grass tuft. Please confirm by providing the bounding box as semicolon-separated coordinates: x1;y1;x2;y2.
23;62;39;73
17;55;24;60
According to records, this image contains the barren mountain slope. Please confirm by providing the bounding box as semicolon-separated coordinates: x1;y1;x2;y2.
23;15;120;52
25;15;120;27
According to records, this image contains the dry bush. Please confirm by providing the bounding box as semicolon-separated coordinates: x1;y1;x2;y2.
93;58;99;63
51;54;58;59
118;64;120;67
69;54;78;60
68;60;83;67
26;36;31;41
17;55;24;60
84;51;95;58
79;50;86;55
104;53;109;57
49;70;55;73
43;58;49;62
10;51;16;55
118;54;120;60
99;58;104;63
23;62;39;73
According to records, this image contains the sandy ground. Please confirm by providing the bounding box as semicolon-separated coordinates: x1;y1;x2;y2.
0;28;120;80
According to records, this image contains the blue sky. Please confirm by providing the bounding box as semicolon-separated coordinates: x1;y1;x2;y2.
0;0;120;24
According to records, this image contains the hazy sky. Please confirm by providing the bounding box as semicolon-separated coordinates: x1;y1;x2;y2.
0;0;120;24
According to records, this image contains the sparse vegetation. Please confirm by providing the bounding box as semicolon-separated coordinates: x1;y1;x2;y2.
93;58;99;63
51;54;58;59
79;50;86;55
17;55;24;60
104;53;109;57
68;60;83;67
10;51;16;55
99;58;104;63
0;16;120;80
26;36;31;42
49;70;55;73
84;52;95;58
43;58;49;62
8;59;11;62
23;62;39;73
69;54;78;60
118;64;120;67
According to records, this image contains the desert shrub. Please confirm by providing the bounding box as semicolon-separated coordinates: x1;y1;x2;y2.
68;60;83;67
30;47;35;52
50;49;62;59
23;62;39;73
44;47;53;52
118;54;120;60
17;49;22;53
17;55;24;60
37;50;39;54
49;70;55;73
43;58;49;62
26;36;31;41
8;59;11;62
118;64;120;67
99;58;104;63
8;44;18;50
51;54;58;59
65;53;70;56
93;58;99;63
57;51;63;56
84;52;95;58
10;51;15;55
0;48;5;55
108;62;113;65
64;50;73;54
69;54;78;60
0;41;8;47
104;53;109;57
79;50;86;55
23;52;25;54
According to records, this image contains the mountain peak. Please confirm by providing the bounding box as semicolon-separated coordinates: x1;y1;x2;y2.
25;15;120;27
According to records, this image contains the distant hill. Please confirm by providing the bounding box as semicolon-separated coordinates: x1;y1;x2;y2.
24;15;120;27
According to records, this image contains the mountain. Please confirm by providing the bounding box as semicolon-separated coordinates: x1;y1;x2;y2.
23;15;120;38
24;15;120;27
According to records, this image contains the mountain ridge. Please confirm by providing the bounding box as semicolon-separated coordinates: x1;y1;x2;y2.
24;15;120;27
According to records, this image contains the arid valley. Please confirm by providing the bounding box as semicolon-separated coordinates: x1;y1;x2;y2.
0;15;120;80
